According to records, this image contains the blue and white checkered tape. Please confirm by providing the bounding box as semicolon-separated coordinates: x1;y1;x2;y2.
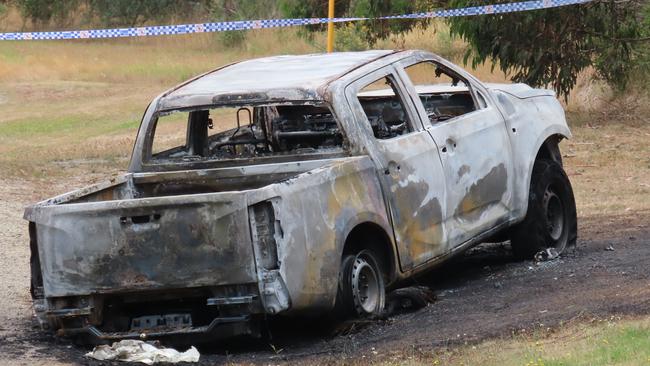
0;0;591;41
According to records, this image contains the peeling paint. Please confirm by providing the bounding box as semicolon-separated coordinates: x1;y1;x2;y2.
455;164;508;222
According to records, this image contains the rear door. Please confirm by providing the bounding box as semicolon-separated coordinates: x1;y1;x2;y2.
344;66;448;271
396;59;515;247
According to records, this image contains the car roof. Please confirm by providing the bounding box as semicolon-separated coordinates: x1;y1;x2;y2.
157;50;398;110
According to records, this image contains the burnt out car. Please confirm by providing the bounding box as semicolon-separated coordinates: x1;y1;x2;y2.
25;50;576;343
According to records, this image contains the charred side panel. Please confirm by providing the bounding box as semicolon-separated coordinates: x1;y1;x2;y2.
389;177;443;266
454;164;508;221
246;156;392;313
425;104;515;247
29;221;49;329
373;133;447;271
491;90;571;220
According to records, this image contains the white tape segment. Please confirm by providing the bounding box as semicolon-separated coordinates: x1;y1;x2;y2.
0;0;591;41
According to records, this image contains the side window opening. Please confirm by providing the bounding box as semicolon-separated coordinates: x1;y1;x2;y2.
356;76;413;140
150;111;192;156
403;61;478;124
149;103;344;163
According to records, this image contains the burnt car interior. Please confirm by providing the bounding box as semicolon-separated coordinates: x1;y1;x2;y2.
54;104;347;203
357;76;412;140
150;104;344;163
354;64;478;137
418;91;475;122
403;61;477;123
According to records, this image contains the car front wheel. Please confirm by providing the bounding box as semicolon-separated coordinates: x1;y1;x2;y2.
510;159;577;259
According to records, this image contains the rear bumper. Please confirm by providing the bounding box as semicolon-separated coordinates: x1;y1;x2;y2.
35;283;284;344
60;316;257;342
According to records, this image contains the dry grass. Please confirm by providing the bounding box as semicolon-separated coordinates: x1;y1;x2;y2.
563;91;650;217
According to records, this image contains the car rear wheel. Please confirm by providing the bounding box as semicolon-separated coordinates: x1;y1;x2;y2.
510;159;577;260
334;250;386;318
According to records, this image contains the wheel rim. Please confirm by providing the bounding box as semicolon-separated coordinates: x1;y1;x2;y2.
351;256;381;315
543;186;564;242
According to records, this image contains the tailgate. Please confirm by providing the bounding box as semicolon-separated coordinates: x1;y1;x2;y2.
31;192;256;297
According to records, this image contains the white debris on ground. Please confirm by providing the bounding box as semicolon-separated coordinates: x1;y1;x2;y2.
85;340;200;364
534;248;560;262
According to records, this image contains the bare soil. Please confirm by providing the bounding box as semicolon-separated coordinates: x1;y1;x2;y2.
0;176;648;366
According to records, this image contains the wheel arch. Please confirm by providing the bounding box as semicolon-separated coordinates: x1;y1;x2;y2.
517;127;571;220
535;134;564;167
338;218;398;286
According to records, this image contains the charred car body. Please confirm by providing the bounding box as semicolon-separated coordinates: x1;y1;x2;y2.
25;50;577;342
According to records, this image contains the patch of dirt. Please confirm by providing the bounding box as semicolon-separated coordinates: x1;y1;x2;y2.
0;179;648;365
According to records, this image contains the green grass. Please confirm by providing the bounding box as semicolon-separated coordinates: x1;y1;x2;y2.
0;112;141;178
0;43;23;63
119;62;203;83
381;318;650;366
541;325;650;366
0;114;141;139
529;323;650;366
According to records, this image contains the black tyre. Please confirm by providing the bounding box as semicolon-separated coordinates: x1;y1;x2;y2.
510;159;577;260
334;250;386;318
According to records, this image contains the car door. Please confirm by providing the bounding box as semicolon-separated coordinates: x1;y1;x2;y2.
344;65;449;271
396;59;515;247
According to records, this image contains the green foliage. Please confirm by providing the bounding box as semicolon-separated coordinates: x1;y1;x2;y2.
87;0;209;27
447;0;645;98
211;0;282;48
279;0;433;46
629;2;650;90
539;325;650;366
349;0;432;45
335;23;369;51
433;29;464;61
13;0;210;28
14;0;80;27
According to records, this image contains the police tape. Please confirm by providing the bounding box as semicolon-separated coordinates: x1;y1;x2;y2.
0;0;591;41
